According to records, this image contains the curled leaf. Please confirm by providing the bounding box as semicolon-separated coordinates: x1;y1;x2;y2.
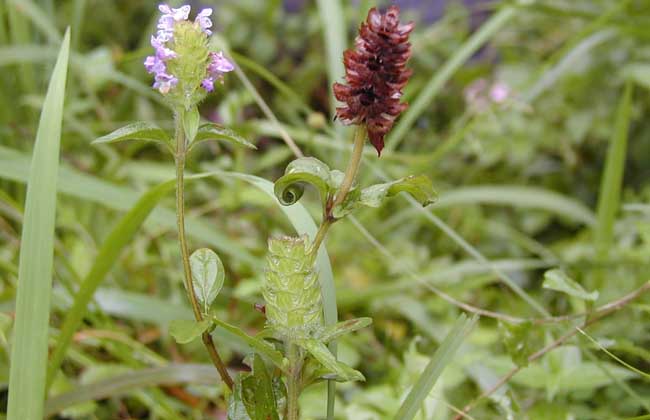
189;248;225;314
273;157;332;206
190;123;256;151
92;122;171;147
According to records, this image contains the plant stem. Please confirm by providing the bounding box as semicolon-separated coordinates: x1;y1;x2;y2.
286;342;302;420
174;112;234;390
332;125;366;209
308;126;367;259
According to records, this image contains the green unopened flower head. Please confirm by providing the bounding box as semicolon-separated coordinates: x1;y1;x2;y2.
263;235;323;339
144;4;234;109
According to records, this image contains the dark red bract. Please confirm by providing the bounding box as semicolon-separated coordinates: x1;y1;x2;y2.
333;6;414;156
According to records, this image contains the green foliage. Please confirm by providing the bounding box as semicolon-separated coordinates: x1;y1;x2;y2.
2;1;650;419
6;29;70;420
169;319;211;344
543;269;599;301
189;248;225;315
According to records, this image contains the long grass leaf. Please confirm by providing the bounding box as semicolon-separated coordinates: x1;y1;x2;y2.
45;178;178;392
6;29;70;420
595;82;633;257
44;364;218;417
0;147;256;265
315;0;346;117
386;7;516;151
394;314;477;420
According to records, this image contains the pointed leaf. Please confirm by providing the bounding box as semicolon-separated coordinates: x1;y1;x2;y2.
7;29;70;420
543;269;599;301
360;175;436;208
228;375;253;420
274;157;332;205
190;248;225;314
92;122;171;146
169;319;211;344
191;123;257;150
182;106;200;144
241;355;281;420
319;317;372;343
212;318;285;371
296;338;364;382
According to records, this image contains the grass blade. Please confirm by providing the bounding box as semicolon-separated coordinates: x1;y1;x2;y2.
315;0;346;117
44;364;218;417
394;314;477;420
6;28;70;420
595;82;633;258
386;6;516;151
45;178;178;392
0;148;257;265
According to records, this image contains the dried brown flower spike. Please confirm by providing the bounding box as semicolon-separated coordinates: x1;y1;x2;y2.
333;6;414;156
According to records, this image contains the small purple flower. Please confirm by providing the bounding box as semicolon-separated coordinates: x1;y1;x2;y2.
489;81;510;103
195;8;213;35
201;78;215;92
153;72;178;94
150;36;176;60
200;52;234;92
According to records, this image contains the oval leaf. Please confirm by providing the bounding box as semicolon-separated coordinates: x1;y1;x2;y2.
191;123;257;150
190;248;225;314
169;319;211;344
273;157;332;206
360;175;436;208
543;269;599;301
92;122;171;146
182;106;200;144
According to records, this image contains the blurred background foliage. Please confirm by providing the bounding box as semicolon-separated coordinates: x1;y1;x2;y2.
1;0;650;419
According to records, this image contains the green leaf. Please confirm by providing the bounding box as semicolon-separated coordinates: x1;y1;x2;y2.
319;317;372;343
212;318;285;371
7;29;69;420
359;175;436;208
189;248;225;315
595;83;633;259
543;269;599;301
228;375;253;420
45;364;219;417
499;321;537;368
241;355;281;420
190;123;257;150
296;338;364;382
394;314;477;420
182;106;200;144
46;178;179;391
92;121;171;147
273;157;332;205
169;319;211;344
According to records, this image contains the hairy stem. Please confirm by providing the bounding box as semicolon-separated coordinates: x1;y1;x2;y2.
309;126;367;259
286;342;302;420
174;112;234;390
332;125;366;209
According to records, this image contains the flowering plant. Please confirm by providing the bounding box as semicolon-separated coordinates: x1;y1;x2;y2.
93;4;433;419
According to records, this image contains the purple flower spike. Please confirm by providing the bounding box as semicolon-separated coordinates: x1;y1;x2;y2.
195;8;213;35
